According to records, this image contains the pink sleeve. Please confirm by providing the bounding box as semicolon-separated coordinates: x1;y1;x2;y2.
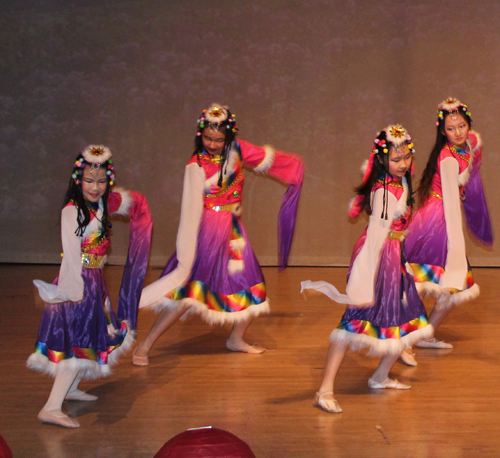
238;139;304;185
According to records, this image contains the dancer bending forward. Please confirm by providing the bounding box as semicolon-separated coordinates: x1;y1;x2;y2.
302;125;433;413
133;103;304;365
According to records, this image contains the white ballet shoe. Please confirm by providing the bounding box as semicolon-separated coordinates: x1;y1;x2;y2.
65;390;98;401
400;349;417;367
415;338;453;349
226;339;265;354
132;346;150;366
314;391;342;414
368;377;411;390
38;409;80;429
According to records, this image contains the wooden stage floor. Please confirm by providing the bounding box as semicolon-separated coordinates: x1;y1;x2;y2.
1;264;500;457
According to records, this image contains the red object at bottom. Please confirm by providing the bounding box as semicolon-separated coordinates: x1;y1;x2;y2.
154;427;256;458
0;434;12;458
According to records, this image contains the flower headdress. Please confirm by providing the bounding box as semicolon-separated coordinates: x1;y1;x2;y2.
348;124;415;218
72;144;115;186
196;103;238;135
436;97;472;125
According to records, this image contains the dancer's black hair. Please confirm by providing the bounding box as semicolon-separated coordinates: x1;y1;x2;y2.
354;129;414;218
417;108;471;205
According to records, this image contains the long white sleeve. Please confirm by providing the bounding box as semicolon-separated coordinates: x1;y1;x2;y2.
33;205;84;303
440;157;468;289
345;188;397;305
140;163;205;307
301;188;397;306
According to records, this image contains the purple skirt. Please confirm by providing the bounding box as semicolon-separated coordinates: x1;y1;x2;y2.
27;267;131;379
333;232;432;355
159;210;269;325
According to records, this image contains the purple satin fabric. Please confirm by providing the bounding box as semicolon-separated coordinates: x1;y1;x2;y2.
342;231;426;328
161;209;264;295
36;269;123;354
278;182;302;270
116;192;153;330
405;198;448;268
463;167;493;247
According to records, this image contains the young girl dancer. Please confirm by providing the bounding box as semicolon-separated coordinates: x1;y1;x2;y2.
133;103;304;365
403;98;492;358
301;125;433;413
28;145;152;428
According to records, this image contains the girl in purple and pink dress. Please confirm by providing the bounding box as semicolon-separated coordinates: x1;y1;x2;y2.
28;145;152;428
133;104;304;366
302;125;433;414
402;98;492;363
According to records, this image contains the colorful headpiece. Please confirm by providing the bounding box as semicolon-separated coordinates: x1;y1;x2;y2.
348;124;414;218
436;97;471;125
196;103;238;135
72;144;115;186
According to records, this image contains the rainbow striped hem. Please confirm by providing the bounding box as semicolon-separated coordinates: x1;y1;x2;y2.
34;322;127;365
167;280;266;313
337;314;429;340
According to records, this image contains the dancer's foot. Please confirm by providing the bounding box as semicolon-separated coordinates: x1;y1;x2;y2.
368;377;411;390
226;339;265;354
313;391;342;413
38;409;80;429
415;338;453;349
400;348;417;367
132;345;150;366
65;390;98;401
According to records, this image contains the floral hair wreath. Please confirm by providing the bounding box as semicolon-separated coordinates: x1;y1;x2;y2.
436;97;472;125
72;145;115;186
372;124;415;155
196;103;239;136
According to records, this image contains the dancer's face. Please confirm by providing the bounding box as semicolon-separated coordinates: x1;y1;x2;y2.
387;144;412;178
82;165;108;202
443;113;469;149
202;128;226;156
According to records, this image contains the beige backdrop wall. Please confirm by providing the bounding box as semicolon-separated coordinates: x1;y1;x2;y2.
1;0;498;267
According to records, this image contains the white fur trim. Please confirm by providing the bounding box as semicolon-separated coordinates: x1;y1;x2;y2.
438;97;461;112
110;188;132;216
469;130;483;152
330;324;434;357
82;145;112;164
446;283;480;309
254;145;276;173
360;159;368;175
228;259;244;274
148;297;270;326
415;282;480;311
415;282;449;300
26;329;135;380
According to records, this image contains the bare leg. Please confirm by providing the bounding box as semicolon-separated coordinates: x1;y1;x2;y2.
65;373;98;401
427;305;451;330
368;353;411;389
414;303;454;349
38;368;81;428
133;306;187;366
226;317;265;354
314;340;347;413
